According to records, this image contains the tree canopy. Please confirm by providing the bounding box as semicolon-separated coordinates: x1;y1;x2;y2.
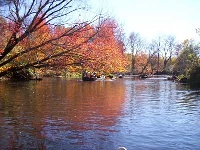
0;0;128;79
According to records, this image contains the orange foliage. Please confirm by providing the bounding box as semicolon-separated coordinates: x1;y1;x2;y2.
135;52;151;73
50;20;128;74
78;19;128;73
0;17;10;53
0;16;128;74
16;18;52;64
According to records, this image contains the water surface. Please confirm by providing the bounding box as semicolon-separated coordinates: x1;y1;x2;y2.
0;77;200;149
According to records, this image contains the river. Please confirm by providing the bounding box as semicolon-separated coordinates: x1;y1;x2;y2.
0;77;200;150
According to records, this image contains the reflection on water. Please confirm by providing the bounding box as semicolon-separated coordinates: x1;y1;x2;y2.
0;77;200;149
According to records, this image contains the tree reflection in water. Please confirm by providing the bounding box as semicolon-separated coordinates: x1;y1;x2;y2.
0;78;126;149
0;78;200;149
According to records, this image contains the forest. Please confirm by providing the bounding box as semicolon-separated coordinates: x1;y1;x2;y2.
126;32;200;85
0;0;199;86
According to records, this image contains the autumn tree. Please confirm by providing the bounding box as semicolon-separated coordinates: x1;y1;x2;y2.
146;36;177;74
160;35;177;71
128;32;143;74
173;39;199;76
150;37;162;74
0;0;101;79
139;42;158;74
79;19;128;74
134;52;150;74
52;24;98;73
0;17;7;53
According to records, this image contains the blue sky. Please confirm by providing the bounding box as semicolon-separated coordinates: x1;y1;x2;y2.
88;0;200;43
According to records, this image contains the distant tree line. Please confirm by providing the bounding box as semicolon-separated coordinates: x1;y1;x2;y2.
127;31;200;86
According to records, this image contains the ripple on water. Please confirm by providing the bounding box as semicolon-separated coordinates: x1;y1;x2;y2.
0;78;200;149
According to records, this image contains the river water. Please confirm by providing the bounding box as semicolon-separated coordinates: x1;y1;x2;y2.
0;77;200;150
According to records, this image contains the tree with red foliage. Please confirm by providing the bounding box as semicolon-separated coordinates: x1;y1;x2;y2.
79;19;128;73
0;0;100;78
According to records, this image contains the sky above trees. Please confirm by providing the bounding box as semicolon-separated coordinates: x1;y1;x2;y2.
89;0;200;42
